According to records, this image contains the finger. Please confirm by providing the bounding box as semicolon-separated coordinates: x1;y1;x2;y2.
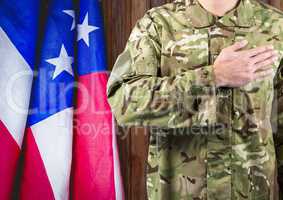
254;55;278;71
254;68;274;80
241;45;274;58
227;40;248;52
254;76;269;84
255;65;273;72
251;50;277;65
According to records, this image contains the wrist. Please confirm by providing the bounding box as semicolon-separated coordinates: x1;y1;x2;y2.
212;66;226;87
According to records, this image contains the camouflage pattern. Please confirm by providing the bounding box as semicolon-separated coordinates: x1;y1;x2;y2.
106;0;283;199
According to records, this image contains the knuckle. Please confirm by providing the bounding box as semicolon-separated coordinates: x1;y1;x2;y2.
260;47;267;52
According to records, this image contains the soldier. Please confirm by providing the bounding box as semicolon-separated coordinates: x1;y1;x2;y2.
107;0;283;199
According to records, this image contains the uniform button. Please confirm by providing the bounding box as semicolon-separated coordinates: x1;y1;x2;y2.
234;110;240;117
226;89;232;95
202;69;209;76
216;87;232;97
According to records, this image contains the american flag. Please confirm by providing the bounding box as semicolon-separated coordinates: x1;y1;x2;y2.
19;0;75;199
71;0;124;199
0;0;40;199
0;0;124;199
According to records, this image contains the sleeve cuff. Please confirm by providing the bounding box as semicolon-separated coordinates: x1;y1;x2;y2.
196;64;216;87
181;65;216;96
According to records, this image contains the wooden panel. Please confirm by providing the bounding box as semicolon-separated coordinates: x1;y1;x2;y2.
101;0;281;199
102;0;132;69
102;0;153;199
101;1;133;199
127;1;152;199
269;0;281;8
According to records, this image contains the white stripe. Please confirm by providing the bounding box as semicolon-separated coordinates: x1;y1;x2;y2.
0;27;33;147
31;108;73;200
112;116;124;200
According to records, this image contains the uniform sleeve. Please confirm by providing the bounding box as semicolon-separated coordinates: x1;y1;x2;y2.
106;12;216;128
273;60;283;195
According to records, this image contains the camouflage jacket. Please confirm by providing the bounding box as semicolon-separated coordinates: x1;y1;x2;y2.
107;0;283;199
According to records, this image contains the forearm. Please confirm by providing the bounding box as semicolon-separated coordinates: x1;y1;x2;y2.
107;65;216;128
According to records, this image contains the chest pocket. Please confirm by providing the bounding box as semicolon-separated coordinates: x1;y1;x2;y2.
234;30;283;120
162;29;209;76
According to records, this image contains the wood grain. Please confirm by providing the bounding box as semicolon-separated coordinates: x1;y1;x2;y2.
101;0;282;199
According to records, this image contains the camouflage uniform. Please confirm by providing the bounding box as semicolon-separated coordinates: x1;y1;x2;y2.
107;0;283;199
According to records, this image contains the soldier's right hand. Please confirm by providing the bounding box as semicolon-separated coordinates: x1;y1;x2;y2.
213;40;278;87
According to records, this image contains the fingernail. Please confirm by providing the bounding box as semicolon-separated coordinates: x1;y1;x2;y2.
273;56;278;61
241;40;248;45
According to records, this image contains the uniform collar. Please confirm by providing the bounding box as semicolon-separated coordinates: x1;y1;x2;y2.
177;0;255;28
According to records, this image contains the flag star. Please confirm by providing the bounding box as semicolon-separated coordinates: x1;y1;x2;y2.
77;13;99;46
63;10;75;31
46;45;74;80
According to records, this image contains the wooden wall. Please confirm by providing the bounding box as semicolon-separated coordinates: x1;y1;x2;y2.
101;0;282;199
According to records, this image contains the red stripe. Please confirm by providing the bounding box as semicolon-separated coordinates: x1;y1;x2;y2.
72;72;116;200
0;120;20;200
19;128;55;200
